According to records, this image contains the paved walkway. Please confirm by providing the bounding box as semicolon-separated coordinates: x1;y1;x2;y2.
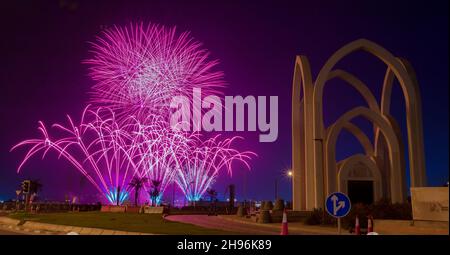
165;215;336;235
166;215;278;234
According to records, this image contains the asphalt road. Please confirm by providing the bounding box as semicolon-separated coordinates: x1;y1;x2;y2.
166;215;282;234
165;215;328;235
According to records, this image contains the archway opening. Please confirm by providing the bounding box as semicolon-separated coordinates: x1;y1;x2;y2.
347;180;374;205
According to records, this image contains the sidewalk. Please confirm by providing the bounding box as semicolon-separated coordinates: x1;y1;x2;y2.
218;215;346;235
0;216;153;235
218;215;449;235
373;219;448;235
0;217;57;235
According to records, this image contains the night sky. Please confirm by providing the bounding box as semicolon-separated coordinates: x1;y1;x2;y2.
0;0;448;202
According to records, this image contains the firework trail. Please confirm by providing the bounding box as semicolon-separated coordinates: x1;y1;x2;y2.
12;22;256;206
126;115;196;205
176;135;256;202
11;106;183;204
11;106;134;204
85;22;225;122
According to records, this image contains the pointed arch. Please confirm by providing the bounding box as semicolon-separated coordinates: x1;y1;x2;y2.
311;39;425;207
292;55;315;210
340;122;374;156
337;154;383;202
376;58;427;186
327;69;380;113
325;107;405;203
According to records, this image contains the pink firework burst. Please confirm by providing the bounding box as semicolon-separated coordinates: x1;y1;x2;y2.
126;115;197;205
11;22;257;206
11;106;137;204
10;106;190;205
85;22;225;121
176;135;256;202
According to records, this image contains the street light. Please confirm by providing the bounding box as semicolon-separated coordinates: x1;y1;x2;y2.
275;169;293;201
314;138;326;220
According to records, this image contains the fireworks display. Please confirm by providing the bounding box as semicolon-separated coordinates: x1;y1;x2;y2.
85;22;225;121
11;22;255;206
176;136;254;202
11;106;138;204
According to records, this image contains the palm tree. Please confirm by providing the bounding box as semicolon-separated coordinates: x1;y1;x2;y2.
149;180;162;206
30;180;43;194
116;186;121;206
28;179;43;203
206;188;217;202
128;176;148;207
206;188;218;215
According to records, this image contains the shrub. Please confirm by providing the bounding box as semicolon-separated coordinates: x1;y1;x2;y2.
258;210;271;223
273;199;285;211
259;201;265;210
236;203;246;217
285;201;292;210
263;201;273;210
305;199;412;228
304;208;322;225
304;208;336;225
370;199;412;220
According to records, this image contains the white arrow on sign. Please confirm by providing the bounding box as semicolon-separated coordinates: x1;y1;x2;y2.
331;195;345;215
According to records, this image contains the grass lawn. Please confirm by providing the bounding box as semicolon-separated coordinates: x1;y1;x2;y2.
9;212;236;235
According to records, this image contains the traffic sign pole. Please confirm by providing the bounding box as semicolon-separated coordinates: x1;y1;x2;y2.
325;192;351;235
338;218;341;234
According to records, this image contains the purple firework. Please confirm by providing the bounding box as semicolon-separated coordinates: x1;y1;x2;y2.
11;22;256;206
85;22;225;122
176;135;256;202
10;106;190;205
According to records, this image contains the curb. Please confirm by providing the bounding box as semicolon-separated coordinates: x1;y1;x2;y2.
0;216;21;226
0;216;153;235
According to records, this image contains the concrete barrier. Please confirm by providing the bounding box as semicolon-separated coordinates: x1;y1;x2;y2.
101;205;127;212
126;206;140;213
144;206;164;214
100;205;127;212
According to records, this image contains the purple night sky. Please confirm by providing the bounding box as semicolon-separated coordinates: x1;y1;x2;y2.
0;1;448;202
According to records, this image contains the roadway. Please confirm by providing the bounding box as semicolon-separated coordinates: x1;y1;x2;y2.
165;215;321;235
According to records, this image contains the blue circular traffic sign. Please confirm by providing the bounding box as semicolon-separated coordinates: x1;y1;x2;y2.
325;192;351;218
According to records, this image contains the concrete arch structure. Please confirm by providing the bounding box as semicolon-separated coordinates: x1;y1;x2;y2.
325;107;405;203
339;122;374;156
337;154;383;203
375;58;427;186
292;55;315;210
293;61;381;210
327;69;380;113
291;39;426;210
312;39;425;207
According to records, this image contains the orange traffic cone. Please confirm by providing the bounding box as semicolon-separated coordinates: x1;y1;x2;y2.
367;216;373;233
280;209;288;235
354;216;361;235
